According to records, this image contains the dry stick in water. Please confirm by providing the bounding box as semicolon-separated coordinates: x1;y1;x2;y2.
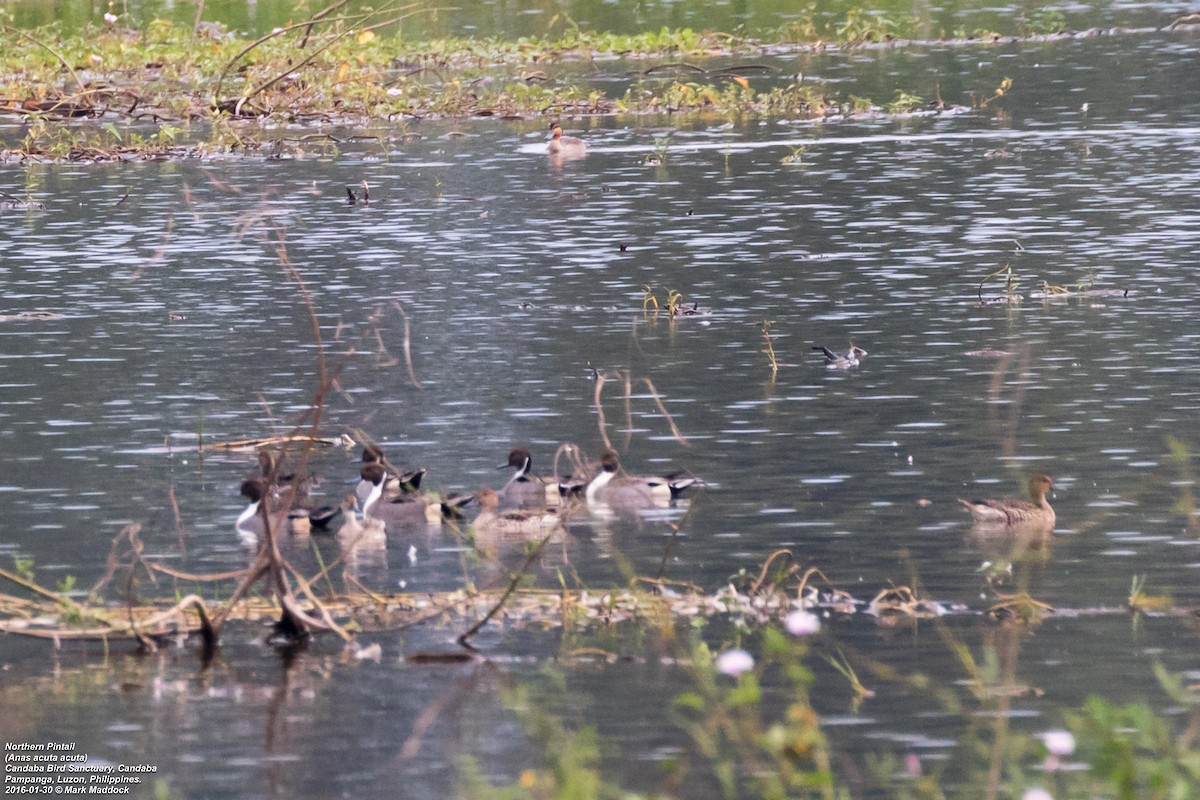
622;370;634;449
592;372;614;451
639;377;690;447
391;302;424;388
457;530;556;650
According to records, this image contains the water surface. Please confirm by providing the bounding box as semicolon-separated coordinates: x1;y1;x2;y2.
1;31;1199;798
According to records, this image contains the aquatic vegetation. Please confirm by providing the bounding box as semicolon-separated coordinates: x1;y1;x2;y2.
978;263;1022;305
0;13;1169;161
760;320;778;377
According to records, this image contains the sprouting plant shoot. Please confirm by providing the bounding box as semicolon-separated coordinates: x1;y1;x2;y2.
781;145;807;165
666;290;684;318
760;320;778;376
642;284;659;313
979;263;1021;304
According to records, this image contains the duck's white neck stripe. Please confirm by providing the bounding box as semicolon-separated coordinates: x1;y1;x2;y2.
236;500;260;534
363;479;384;521
586;469;614;503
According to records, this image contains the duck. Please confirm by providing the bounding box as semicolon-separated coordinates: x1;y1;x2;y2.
234;479;291;546
257;449;318;501
473;488;564;538
361;462;443;525
957;474;1056;528
548;122;587;156
498;447;559;508
584;449;698;507
354;444;425;504
360;463;473;525
812;344;868;370
336;494;386;549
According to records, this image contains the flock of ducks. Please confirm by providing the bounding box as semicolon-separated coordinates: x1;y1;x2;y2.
237;440;1058;557
235;443;702;551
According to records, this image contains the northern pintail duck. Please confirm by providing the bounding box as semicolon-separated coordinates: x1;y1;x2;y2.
548;122;587;156
813;344;868;370
584;449;698;507
235;479;291;546
257;449;318;500
957;474;1056;528
336;494;386;549
354;444;425;504
473;488;564;538
360;463;473;525
498;447;561;508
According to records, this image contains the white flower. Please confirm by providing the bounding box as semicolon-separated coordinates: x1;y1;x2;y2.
715;648;754;677
1042;730;1075;756
103;11;117;23
1022;789;1053;800
785;609;821;636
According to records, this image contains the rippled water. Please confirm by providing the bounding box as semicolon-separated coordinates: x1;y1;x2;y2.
2;33;1199;798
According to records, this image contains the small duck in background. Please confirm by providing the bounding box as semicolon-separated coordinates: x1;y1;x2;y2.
473;488;564;538
548;121;587;157
812;343;868;370
957;474;1056;529
584;449;698;508
235;479;291;547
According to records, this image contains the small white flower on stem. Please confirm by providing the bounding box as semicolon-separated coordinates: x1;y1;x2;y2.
785;609;821;636
715;648;754;677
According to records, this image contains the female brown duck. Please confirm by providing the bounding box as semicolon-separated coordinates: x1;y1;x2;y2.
957;474;1055;528
548;122;587;156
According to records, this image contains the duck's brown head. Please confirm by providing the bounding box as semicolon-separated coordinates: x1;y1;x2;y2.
1028;474;1053;499
476;487;501;509
599;449;621;473
360;462;386;486
502;447;532;470
240;479;266;503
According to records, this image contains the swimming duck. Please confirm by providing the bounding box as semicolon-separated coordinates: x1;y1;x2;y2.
336;494;386;549
548;122;587;156
498;447;559;508
584;449;698;507
361;462;444;525
354;444;426;504
235;479;291;546
813;344;868;369
957;474;1056;528
257;449;318;501
473;488;564;538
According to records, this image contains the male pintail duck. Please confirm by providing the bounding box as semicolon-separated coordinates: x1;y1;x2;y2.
474;488;564;537
548;122;587;156
957;474;1056;528
585;449;698;507
257;449;318;500
235;479;291;546
361;462;443;525
813;344;868;370
498;447;560;508
360;463;473;525
355;444;426;504
336;494;386;549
